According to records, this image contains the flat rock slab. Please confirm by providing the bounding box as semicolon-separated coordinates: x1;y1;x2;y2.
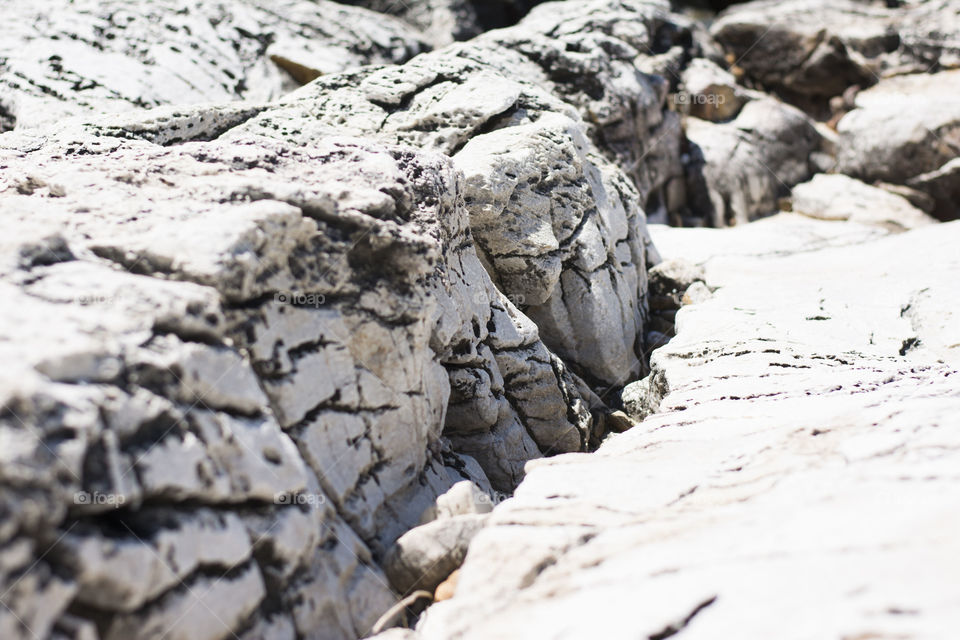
416;215;960;639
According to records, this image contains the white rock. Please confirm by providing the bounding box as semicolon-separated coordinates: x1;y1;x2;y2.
416;217;960;639
791;173;936;230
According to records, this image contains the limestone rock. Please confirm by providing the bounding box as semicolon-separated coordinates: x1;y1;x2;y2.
907;157;960;222
0;0;427;129
243;0;684;389
434;481;494;521
102;561;265;640
0;117;492;638
712;0;960;107
0;20;674;624
341;0;483;47
685;96;821;226
415;215;960;639
343;0;546;46
836;70;960;221
57;509;252;613
790;174;936;230
384;514;489;595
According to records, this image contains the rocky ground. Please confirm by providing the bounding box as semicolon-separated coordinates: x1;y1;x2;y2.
0;1;957;639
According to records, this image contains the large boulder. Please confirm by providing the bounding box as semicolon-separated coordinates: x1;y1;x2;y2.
0;86;601;636
684;96;822;226
0;0;428;129
711;0;960;109
836;69;960;221
473;0;700;222
241;0;677;391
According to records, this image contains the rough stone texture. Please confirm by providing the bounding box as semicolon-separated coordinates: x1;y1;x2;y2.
431;481;494;521
712;0;960;107
473;0;700;223
242;0;677;390
0;98;597;637
907;157;960;222
790;173;937;230
0;0;428;129
0;2;703;633
9;0;960;637
836;70;960;221
341;0;547;46
339;0;483;47
644;258;708;350
415;214;960;639
684;96;822;226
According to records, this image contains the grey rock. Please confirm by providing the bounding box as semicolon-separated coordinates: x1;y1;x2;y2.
712;0;960;108
102;560;265;640
344;0;547;46
907;157;960;221
685;96;822;226
343;0;483;46
648;259;707;301
620;375;660;422
433;481;495;521
836;70;960;221
681;280;712;306
0;0;427;129
0;21;671;625
244;0;682;388
384;514;489;595
58;509;252;612
0;121;487;638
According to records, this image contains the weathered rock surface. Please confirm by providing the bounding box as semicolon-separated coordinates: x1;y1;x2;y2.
245;0;692;389
339;0;483;47
0;96;598;637
6;0;960;637
0;0;427;129
790;173;937;230
684;96;821;226
712;0;960;107
836;69;960;221
1;2;711;634
415;215;960;638
341;0;546;46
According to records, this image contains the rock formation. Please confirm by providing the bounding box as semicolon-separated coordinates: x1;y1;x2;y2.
0;0;428;129
416;213;960;639
1;0;958;638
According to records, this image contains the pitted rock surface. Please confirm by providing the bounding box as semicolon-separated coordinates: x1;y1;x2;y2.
0;100;599;637
0;0;428;129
